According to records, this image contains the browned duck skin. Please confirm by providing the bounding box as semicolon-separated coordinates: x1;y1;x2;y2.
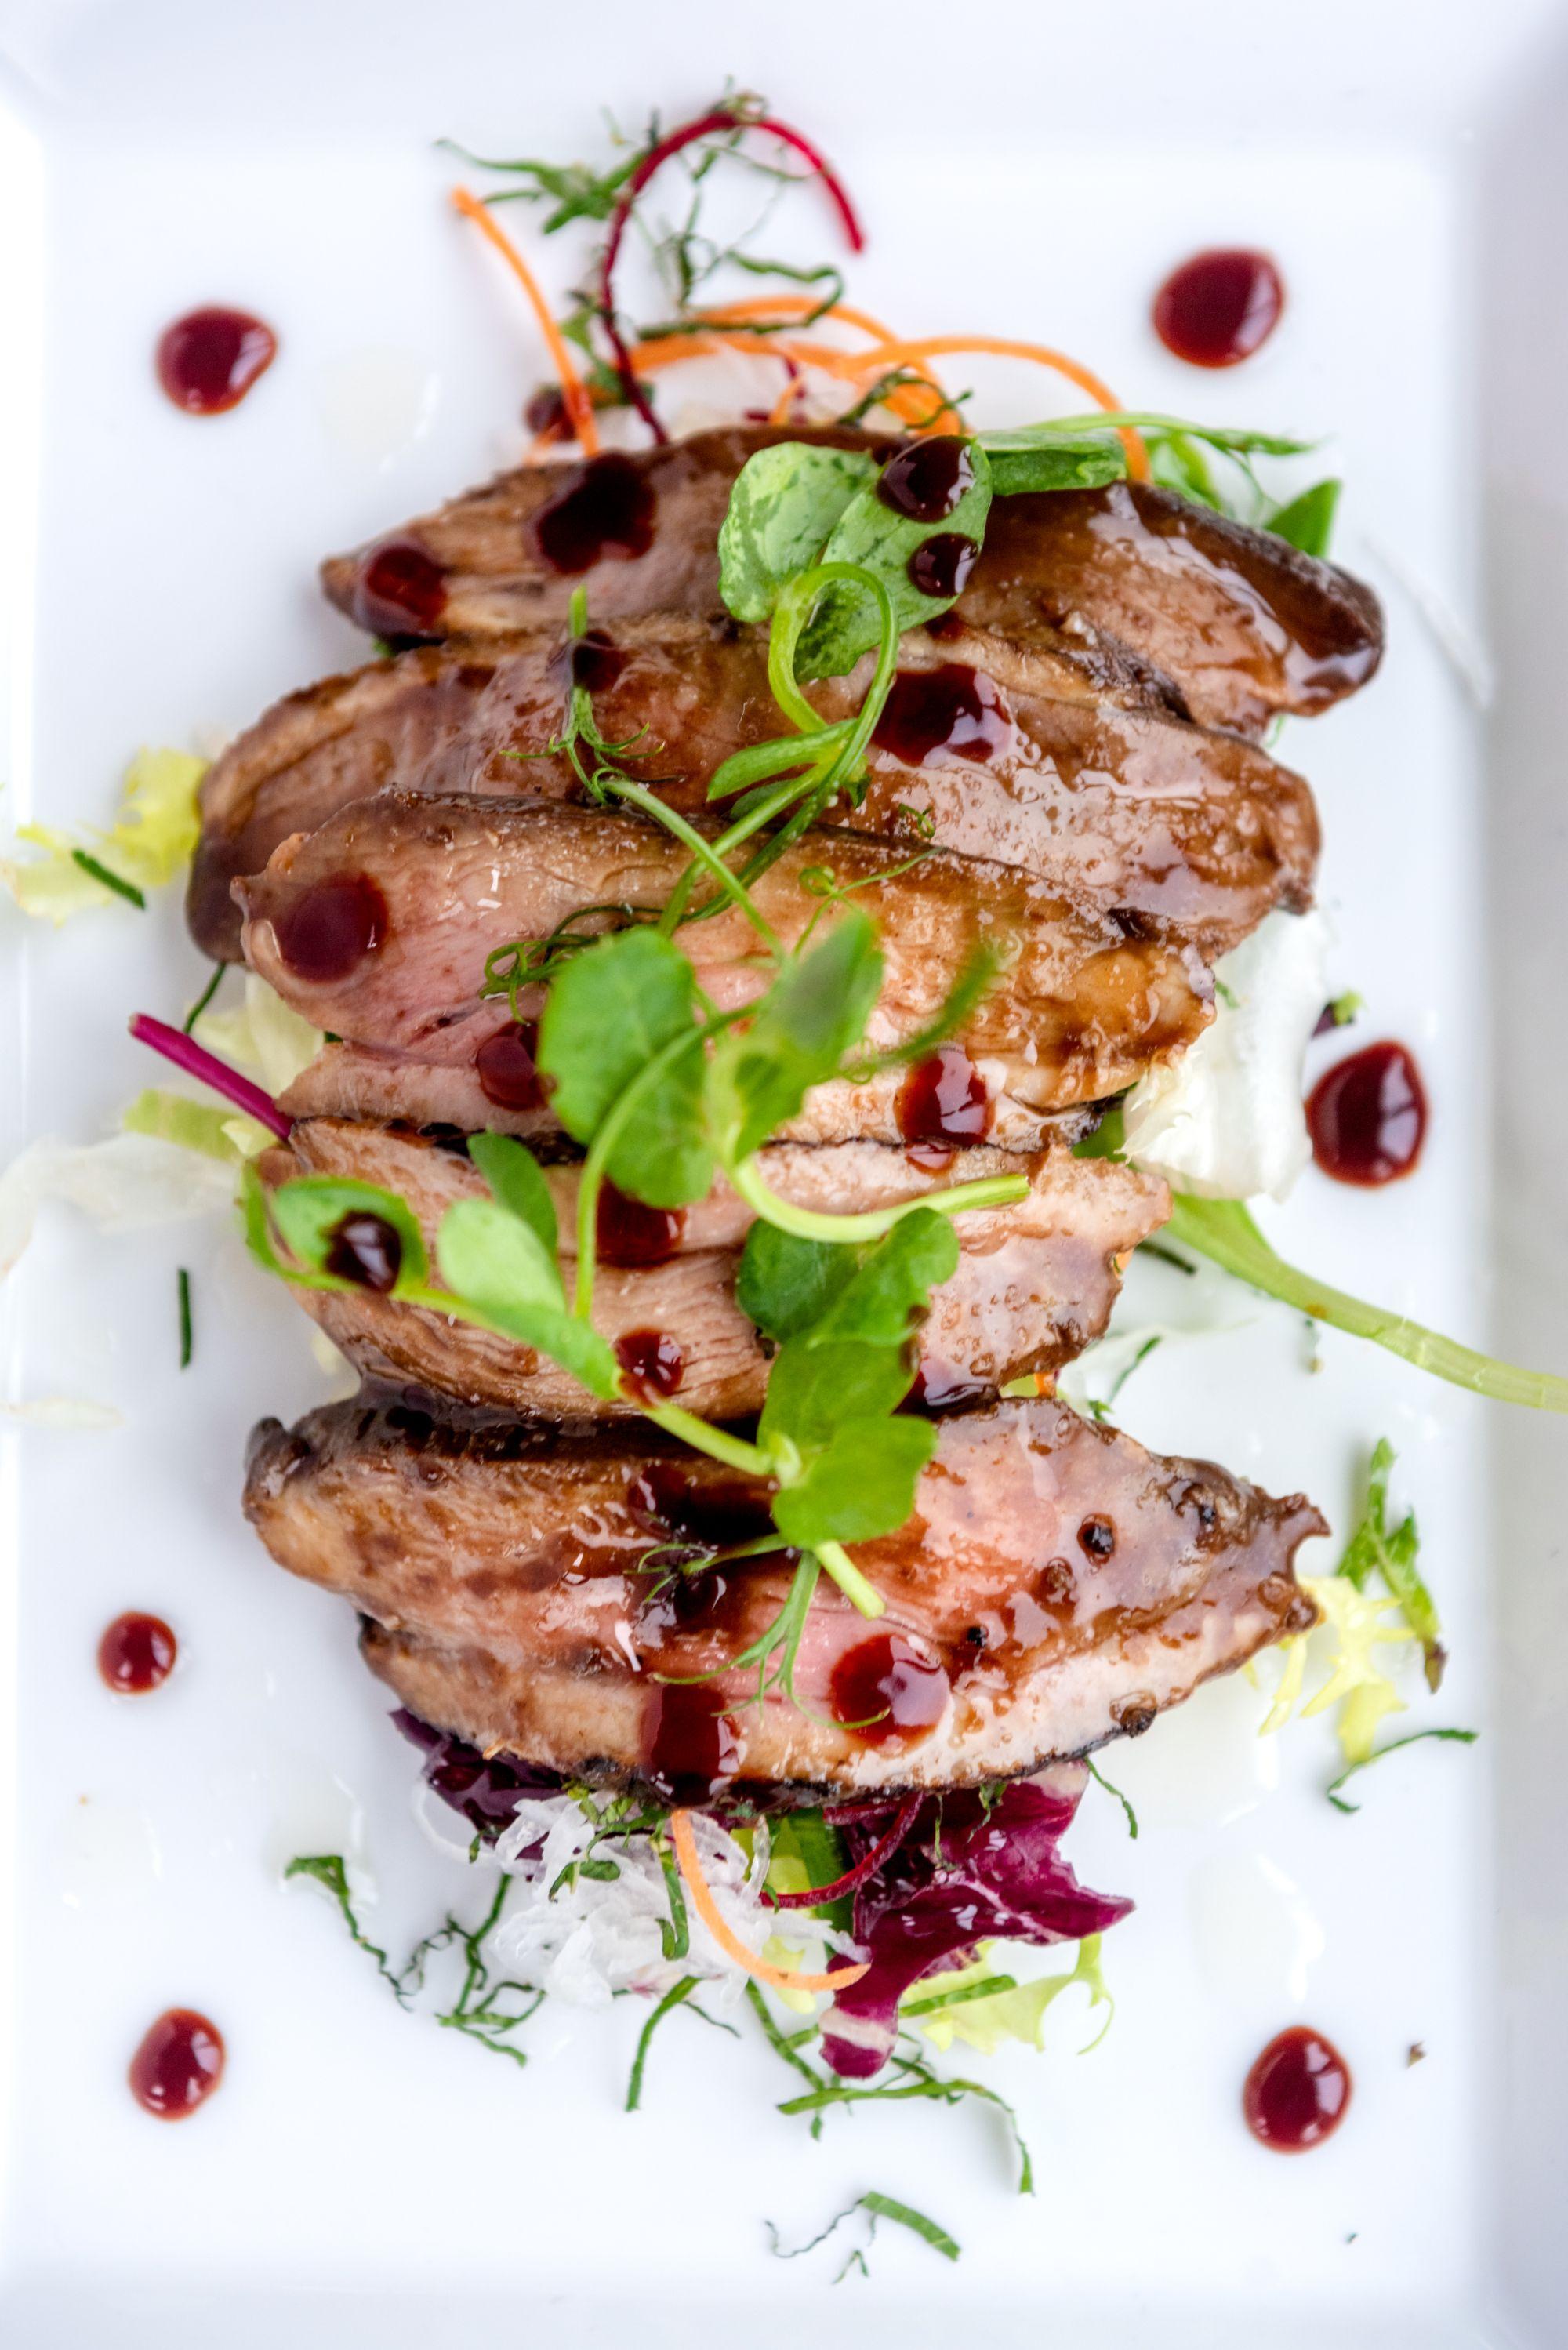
244;1393;1324;1796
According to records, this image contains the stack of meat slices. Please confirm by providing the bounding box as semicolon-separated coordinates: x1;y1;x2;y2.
225;426;1377;1826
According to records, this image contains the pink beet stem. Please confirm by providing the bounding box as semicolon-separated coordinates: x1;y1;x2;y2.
129;1012;291;1140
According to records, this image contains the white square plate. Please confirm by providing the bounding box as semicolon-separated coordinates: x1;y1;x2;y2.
1;5;1564;2341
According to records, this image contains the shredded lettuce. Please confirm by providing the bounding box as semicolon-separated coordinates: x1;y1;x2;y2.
906;1937;1113;2057
1122;909;1329;1203
2;747;205;922
1261;1573;1414;1765
121;1088;271;1164
195;972;323;1097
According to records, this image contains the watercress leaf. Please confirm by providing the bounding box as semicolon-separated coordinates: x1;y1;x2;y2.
714;913;882;1159
717;442;878;624
772;1413;938;1547
437;1197;564;1313
759;1336;915;1458
811;1209;959;1347
799;441;994;677
736;1223;859;1342
467;1131;557;1259
978;424;1127;497
1265;478;1341;559
537;928;697;1145
267;1175;429;1291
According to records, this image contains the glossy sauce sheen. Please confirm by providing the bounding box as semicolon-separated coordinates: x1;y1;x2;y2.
272;873;387;983
474;1019;545;1111
897;1044;993;1146
350;540;449;637
568;629;629;693
1243;2026;1352;2151
906;1356;993;1413
642;1683;741;1803
155;307;277;414
829;1633;950;1746
1153;249;1284;368
98;1612;177;1694
872;664;1008;767
877;437;974;521
614;1328;684;1400
325;1211;402;1292
129;2010;225;2119
532;454;656;574
908;531;980;601
597;1183;686;1268
1307;1042;1428;1185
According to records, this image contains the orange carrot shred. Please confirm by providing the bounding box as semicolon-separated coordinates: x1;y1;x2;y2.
851;336;1148;477
451;186;601;457
668;1808;869;1993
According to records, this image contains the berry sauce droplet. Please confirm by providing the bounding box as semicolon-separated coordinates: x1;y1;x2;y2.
129;2009;225;2119
1152;249;1283;368
829;1633;949;1747
873;665;1008;767
271;873;387;983
614;1327;684;1400
897;1044;992;1146
877;438;974;522
597;1183;685;1268
1306;1041;1427;1186
1243;2026;1352;2152
325;1211;402;1292
907;532;980;601
98;1613;177;1694
532;453;656;574
350;540;448;637
475;1019;544;1112
643;1683;742;1803
155;307;277;414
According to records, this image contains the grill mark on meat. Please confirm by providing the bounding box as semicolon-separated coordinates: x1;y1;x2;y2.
261;1121;1171;1420
238;794;1214;1134
243;1393;1324;1794
187;609;1320;963
318;424;1381;736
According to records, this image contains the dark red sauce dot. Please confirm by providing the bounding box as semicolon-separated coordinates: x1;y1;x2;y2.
1243;2026;1352;2152
907;532;980;601
129;2009;225;2119
1153;249;1283;369
155;307;277;415
98;1613;176;1694
629;1462;776;1548
532;452;656;574
615;1327;684;1400
325;1211;402;1292
525;383;574;439
350;539;448;637
643;1683;742;1803
877;437;974;523
872;664;1009;768
1078;1514;1116;1560
1307;1042;1427;1186
897;1044;992;1147
569;629;628;693
271;873;387;984
829;1633;949;1747
475;1019;544;1112
597;1182;685;1268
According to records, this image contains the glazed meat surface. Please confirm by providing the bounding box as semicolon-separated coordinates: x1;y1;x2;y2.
319;425;1382;738
187;608;1319;962
245;1393;1324;1794
262;1121;1171;1419
239;794;1213;1146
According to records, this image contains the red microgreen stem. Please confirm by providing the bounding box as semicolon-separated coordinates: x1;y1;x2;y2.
764;1795;922;1910
599;107;864;441
128;1012;292;1141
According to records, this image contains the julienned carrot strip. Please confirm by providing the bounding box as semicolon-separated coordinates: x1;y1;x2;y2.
851;336;1148;477
625;331;942;430
451;187;601;457
688;295;902;343
668;1809;869;1994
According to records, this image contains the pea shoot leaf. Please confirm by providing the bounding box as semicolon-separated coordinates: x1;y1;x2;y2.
717;442;878;623
800;441;993;677
437;1197;564;1313
977;423;1127;496
1265;478;1341;558
536;928;714;1207
712;913;882;1160
739;1209;957;1347
467;1131;557;1259
772;1411;938;1548
263;1175;429;1293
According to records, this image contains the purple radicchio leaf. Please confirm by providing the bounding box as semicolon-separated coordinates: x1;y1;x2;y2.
392;1709;563;1839
819;1767;1132;2079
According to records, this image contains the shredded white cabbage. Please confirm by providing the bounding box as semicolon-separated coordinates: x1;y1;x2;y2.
1121;908;1330;1203
195;972;322;1098
0;1395;122;1429
0;1132;237;1280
